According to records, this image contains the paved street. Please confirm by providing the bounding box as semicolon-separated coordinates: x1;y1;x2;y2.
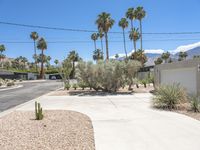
17;93;200;150
0;80;62;112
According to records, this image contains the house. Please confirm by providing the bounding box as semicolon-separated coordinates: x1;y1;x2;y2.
154;60;200;96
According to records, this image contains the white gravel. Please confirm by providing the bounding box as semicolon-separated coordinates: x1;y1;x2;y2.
0;110;95;150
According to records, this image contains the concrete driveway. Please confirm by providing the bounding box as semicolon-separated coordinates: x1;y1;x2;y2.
17;93;200;150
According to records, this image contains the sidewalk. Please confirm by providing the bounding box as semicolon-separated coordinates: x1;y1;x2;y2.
14;93;200;150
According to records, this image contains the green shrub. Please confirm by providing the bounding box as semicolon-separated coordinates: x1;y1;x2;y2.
7;82;15;87
76;60;141;92
78;82;87;90
189;96;200;112
153;83;187;110
141;79;148;88
73;84;78;90
19;79;23;82
64;83;71;90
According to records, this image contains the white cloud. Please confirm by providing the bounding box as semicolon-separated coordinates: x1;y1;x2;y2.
172;41;200;54
144;49;164;54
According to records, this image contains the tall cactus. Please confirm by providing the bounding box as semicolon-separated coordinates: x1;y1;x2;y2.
35;101;44;120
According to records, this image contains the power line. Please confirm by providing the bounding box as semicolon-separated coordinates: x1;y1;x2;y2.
0;21;200;35
0;38;199;44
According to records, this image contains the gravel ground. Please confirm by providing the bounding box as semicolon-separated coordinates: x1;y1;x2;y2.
0;110;95;150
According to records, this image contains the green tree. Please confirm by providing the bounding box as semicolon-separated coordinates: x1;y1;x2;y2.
91;33;99;51
154;57;163;65
0;44;6;68
93;49;103;62
119;18;129;58
135;6;146;50
96;12;115;60
30;32;39;71
129;28;140;52
130;49;147;66
54;59;59;66
67;50;79;78
37;37;47;79
115;54;119;59
126;8;135;30
161;52;170;63
179;51;188;61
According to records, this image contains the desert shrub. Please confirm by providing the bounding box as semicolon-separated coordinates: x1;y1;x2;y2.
76;60;141;92
64;83;71;90
153;83;187;110
7;82;15;87
19;79;23;82
78;82;87;90
72;84;78;90
141;79;148;88
189;96;200;112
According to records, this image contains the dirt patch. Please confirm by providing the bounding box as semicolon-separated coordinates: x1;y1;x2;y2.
0;110;95;150
49;85;154;96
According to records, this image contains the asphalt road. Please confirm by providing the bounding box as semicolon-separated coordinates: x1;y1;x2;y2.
0;80;62;112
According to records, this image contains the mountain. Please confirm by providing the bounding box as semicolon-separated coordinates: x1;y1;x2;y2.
174;46;200;58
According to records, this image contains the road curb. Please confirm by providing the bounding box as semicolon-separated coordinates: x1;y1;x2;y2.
0;87;63;118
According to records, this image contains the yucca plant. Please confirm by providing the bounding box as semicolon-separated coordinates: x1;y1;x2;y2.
153;83;187;110
78;82;87;90
189;95;200;112
73;84;78;90
64;83;71;90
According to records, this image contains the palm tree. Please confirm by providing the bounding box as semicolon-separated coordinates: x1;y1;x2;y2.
179;51;188;61
68;50;79;78
119;18;129;58
130;49;147;66
37;37;47;79
129;28;140;52
135;6;146;50
161;52;170;63
30;32;39;71
0;44;6;68
154;57;163;65
98;28;104;55
91;33;99;51
93;49;103;62
126;8;135;30
54;59;59;66
95;12;115;60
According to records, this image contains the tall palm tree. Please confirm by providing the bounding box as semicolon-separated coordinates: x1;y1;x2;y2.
68;50;79;78
126;8;135;30
93;49;103;62
161;52;170;63
91;33;99;51
135;6;146;50
30;32;39;71
119;18;129;58
98;28;104;55
129;28;140;52
0;44;6;68
37;37;47;79
54;59;59;66
95;12;115;61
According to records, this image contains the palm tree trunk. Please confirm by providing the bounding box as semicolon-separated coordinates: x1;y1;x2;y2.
131;20;133;30
34;40;38;72
105;32;109;61
134;40;137;53
122;29;127;58
40;50;44;79
94;40;97;51
101;38;103;55
139;20;143;50
72;61;75;78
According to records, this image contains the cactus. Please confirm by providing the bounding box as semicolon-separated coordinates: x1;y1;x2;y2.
35;101;44;120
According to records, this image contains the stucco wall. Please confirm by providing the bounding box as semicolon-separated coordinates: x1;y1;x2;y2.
154;60;200;95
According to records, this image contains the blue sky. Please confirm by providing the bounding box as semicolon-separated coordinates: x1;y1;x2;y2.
0;0;200;63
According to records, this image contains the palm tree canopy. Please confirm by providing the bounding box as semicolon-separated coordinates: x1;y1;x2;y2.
129;28;140;41
54;59;59;65
0;44;6;53
126;8;135;21
135;6;146;21
154;57;163;65
118;18;129;29
30;32;39;41
130;49;147;65
68;50;79;62
161;52;170;60
93;49;104;61
37;38;47;50
95;12;115;33
91;33;99;41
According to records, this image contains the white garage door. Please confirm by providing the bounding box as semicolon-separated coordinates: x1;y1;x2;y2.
161;67;197;94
